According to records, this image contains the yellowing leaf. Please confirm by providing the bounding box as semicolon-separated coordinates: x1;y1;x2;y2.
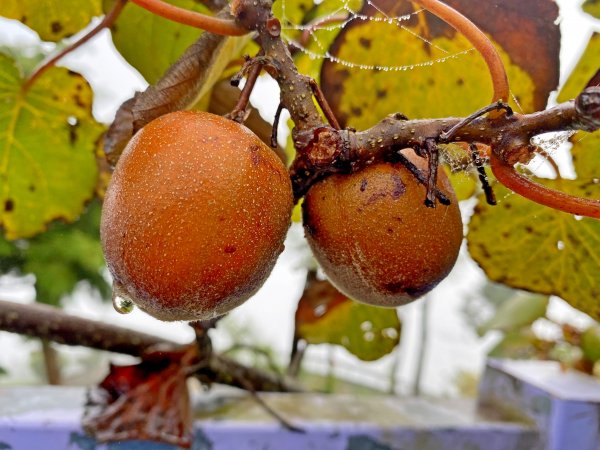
583;0;600;20
468;182;600;320
571;131;600;181
0;0;101;42
109;0;212;84
321;0;559;129
295;276;401;361
0;53;102;239
557;33;600;103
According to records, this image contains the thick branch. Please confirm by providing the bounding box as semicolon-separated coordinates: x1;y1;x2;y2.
290;91;597;200
0;300;301;392
0;300;167;355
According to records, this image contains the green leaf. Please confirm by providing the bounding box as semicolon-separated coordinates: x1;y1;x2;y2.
320;0;559;129
557;33;600;103
468;182;600;321
295;276;401;361
0;0;102;42
0;201;109;306
581;325;600;363
109;0;212;84
488;328;540;359
583;0;600;20
477;293;548;336
0;53;102;239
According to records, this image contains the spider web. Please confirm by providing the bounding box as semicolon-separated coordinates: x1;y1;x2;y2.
280;0;475;72
277;0;572;193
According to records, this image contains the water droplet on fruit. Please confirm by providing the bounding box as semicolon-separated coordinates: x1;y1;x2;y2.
112;290;134;314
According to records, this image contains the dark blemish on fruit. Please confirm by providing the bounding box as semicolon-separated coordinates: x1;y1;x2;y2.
4;199;14;212
376;89;387;99
525;226;533;233
360;179;368;192
249;144;261;165
21;15;27;23
367;191;388;204
387;228;394;234
224;245;236;254
51;21;63;34
457;78;464;86
29;185;35;192
359;37;371;49
390;174;405;199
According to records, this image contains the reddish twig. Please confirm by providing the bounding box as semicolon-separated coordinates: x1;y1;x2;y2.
22;0;128;93
490;153;600;218
129;0;248;35
227;58;264;123
414;0;509;104
309;79;341;130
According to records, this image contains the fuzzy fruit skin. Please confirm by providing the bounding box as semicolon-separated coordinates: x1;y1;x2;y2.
302;151;462;307
101;111;293;321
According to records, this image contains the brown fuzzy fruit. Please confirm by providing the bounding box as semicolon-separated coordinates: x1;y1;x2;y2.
302;150;462;307
101;111;293;321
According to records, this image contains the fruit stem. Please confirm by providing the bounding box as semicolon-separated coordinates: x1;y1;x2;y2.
414;0;510;105
21;0;127;93
129;0;249;35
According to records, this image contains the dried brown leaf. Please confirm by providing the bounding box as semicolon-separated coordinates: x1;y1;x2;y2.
83;345;199;448
104;8;250;165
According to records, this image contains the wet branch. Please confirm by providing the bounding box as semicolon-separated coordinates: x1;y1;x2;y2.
0;300;301;392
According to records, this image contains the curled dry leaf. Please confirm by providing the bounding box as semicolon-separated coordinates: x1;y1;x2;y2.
83;344;199;448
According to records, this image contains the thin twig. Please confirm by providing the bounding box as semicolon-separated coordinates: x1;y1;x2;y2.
394;152;451;205
440;101;512;141
227;59;263;123
129;0;248;35
271;102;285;148
22;0;128;93
424;138;439;207
534;147;561;179
470;144;496;205
414;0;509;103
490;153;600;218
239;377;305;433
309;79;341;130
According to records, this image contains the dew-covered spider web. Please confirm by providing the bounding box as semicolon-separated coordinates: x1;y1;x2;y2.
279;0;476;72
276;0;573;199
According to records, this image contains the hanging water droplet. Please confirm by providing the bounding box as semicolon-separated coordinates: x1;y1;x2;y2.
112;289;134;314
